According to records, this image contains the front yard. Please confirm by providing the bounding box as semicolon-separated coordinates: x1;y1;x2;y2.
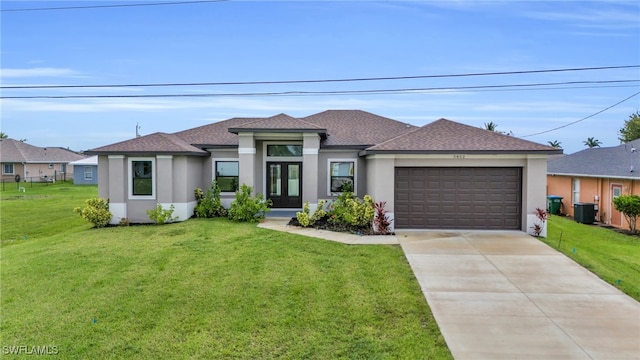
544;215;640;302
0;184;451;359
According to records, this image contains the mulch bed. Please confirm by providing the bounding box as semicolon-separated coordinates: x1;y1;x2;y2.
287;216;394;236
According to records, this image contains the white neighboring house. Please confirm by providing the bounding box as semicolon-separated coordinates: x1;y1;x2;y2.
69;156;99;185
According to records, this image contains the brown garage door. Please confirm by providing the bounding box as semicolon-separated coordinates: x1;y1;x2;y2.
395;167;522;230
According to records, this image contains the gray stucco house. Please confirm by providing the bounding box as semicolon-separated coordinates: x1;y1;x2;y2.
87;110;560;233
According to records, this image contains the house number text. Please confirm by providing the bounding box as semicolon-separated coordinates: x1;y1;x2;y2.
453;154;466;159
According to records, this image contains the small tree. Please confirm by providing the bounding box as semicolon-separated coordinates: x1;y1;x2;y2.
618;111;640;143
613;194;640;234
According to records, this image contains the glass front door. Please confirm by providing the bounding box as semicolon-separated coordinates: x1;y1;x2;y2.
267;162;302;208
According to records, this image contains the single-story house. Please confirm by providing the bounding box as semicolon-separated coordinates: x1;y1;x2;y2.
547;139;640;229
68;156;99;185
0;138;85;183
87;110;560;233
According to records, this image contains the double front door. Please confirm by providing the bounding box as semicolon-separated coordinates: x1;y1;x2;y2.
267;162;302;208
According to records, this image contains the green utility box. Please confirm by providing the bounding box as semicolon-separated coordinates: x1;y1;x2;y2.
574;203;596;224
547;195;563;215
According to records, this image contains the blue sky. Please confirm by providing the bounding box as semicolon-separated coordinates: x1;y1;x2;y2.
1;0;639;154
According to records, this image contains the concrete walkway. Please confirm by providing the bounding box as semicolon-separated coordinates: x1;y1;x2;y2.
398;230;640;359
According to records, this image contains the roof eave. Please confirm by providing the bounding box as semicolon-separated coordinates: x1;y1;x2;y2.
547;172;640;180
228;128;328;139
85;150;209;157
360;149;563;156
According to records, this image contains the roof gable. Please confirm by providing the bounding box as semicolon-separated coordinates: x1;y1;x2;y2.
365;118;561;153
88;132;208;155
228;113;328;138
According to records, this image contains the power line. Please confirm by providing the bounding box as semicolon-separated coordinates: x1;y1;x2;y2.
521;91;640;138
2;80;638;99
1;0;228;12
3;65;639;90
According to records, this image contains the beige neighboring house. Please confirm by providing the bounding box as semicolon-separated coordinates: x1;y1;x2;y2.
0;138;85;183
87;110;560;233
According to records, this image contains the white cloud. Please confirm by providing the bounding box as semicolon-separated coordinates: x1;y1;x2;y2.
1;67;79;78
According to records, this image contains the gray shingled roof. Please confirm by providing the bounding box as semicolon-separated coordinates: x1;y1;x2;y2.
0;138;85;163
88;132;208;156
547;139;640;179
87;110;554;155
173;117;262;147
303;110;417;147
228;113;328;138
364;118;561;154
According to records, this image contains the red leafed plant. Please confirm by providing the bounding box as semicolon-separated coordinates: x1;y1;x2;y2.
530;207;547;237
373;201;393;235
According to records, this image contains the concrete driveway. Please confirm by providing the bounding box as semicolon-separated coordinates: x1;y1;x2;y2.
398;230;640;359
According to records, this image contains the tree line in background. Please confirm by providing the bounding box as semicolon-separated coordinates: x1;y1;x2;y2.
485;111;640;151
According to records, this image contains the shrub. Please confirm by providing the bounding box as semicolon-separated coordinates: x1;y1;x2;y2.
74;198;112;228
328;192;375;231
373;201;392;234
146;203;178;225
296;200;328;227
194;180;227;218
613;194;640;234
227;184;272;222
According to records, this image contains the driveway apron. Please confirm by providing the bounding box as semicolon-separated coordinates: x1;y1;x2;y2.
398;230;640;360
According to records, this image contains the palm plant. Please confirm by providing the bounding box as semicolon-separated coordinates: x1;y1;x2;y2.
583;137;602;148
548;140;562;149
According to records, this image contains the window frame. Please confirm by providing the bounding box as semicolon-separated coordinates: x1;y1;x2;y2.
2;163;14;175
572;178;580;205
84;166;93;181
214;159;240;193
128;157;155;200
327;159;356;196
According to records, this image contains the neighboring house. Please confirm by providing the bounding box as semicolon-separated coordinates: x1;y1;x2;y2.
68;156;99;185
547;139;640;229
87;110;560;233
0;138;85;183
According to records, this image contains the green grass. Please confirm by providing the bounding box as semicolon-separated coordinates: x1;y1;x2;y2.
542;215;640;301
1;184;451;359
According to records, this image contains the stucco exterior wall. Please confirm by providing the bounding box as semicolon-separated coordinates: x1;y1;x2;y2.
547;174;640;229
72;165;98;185
366;154;547;234
317;150;361;199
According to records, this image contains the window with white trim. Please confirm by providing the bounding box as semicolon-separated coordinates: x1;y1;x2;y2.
84;166;93;180
215;161;239;192
3;163;14;175
572;178;580;205
329;160;355;194
129;158;155;198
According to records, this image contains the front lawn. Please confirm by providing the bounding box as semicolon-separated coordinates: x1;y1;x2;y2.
543;215;640;301
1;184;451;359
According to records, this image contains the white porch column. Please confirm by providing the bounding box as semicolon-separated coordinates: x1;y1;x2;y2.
523;156;549;236
238;133;256;190
366;155;396;230
302;133;320;205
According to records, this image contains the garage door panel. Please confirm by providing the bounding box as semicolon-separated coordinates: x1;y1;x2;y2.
395;167;522;230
